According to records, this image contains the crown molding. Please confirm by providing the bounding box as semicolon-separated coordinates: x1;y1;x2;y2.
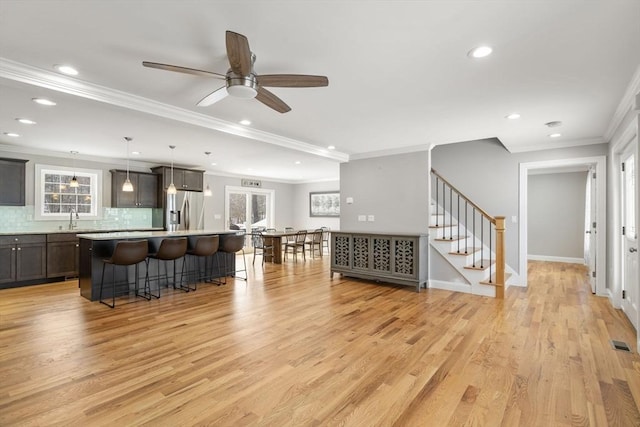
604;63;640;141
349;143;431;161
0;57;349;163
507;137;605;154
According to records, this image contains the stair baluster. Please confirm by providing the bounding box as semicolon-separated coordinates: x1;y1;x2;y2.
430;168;506;298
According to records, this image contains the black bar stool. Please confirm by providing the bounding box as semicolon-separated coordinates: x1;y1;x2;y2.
185;235;221;290
147;237;188;295
219;232;247;281
99;239;149;309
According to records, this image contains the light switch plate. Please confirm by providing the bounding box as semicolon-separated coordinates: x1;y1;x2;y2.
214;214;221;220
358;215;366;222
367;215;375;222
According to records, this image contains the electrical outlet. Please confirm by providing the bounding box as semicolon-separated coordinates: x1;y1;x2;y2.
214;214;221;220
511;216;518;223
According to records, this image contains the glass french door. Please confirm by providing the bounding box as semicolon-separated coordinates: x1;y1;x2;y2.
225;186;275;248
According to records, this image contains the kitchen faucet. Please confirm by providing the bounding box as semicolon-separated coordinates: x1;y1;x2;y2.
69;208;79;230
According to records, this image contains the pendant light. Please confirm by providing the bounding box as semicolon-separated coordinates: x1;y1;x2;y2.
203;151;212;196
167;145;177;195
69;151;79;188
122;137;134;192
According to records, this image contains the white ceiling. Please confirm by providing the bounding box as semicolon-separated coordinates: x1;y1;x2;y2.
1;1;639;183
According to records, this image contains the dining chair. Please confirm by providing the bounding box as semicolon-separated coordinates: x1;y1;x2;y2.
305;229;323;258
252;231;275;266
285;230;307;262
321;226;330;254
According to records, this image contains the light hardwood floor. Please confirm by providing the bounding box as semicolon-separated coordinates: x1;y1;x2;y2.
1;258;639;426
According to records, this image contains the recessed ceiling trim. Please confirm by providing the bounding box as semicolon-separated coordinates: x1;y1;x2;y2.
0;58;349;163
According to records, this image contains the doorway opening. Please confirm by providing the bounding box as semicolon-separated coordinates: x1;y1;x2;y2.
225;186;275;249
518;156;607;294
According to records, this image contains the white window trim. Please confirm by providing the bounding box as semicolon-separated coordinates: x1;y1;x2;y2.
224;185;276;229
35;163;103;221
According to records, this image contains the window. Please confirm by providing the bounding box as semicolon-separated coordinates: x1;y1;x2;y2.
35;164;102;220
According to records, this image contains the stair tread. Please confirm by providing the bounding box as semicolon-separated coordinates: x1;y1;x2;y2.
463;259;494;271
480;273;512;286
434;235;468;242
448;248;481;256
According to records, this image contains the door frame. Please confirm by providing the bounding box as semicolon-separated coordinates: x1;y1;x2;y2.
518;155;607;295
620;141;638;331
224;185;276;230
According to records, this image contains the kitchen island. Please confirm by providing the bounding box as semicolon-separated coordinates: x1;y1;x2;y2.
78;230;240;301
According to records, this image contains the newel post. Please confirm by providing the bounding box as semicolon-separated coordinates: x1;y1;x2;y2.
494;216;506;299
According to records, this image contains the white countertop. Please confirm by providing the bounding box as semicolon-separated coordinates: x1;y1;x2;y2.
77;229;238;240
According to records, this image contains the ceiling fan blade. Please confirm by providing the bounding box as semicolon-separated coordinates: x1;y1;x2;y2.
257;74;329;88
142;61;225;78
226;31;252;76
197;86;229;107
255;87;291;113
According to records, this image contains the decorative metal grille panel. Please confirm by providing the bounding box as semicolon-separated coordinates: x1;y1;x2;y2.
334;235;350;267
372;237;391;272
353;236;369;269
394;239;415;276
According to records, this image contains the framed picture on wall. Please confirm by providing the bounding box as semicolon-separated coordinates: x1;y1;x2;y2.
309;191;340;217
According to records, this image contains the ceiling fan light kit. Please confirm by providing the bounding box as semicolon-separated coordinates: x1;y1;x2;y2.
143;30;328;113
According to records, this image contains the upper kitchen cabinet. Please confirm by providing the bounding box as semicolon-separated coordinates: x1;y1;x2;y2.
0;158;27;206
110;170;159;208
151;166;204;192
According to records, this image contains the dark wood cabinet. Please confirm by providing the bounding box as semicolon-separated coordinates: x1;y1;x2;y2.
152;166;204;192
0;158;27;206
47;233;79;278
110;170;159;208
0;235;46;285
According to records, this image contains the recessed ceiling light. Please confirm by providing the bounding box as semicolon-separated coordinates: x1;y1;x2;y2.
506;113;521;120
131;151;141;155
16;118;36;125
294;161;301;165
327;145;335;150
239;119;251;126
54;64;79;76
468;45;493;59
32;98;56;106
4;132;20;137
549;133;562;138
210;162;217;166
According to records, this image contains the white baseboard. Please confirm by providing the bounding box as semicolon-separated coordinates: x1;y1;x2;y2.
428;280;495;298
527;254;585;264
428;280;471;294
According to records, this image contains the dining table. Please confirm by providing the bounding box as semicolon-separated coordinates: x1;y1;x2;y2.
256;229;323;264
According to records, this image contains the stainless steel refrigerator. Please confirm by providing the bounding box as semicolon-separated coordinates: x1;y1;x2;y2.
165;190;205;231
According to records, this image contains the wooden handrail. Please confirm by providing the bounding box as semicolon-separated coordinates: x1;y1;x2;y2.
431;168;496;224
431;168;506;299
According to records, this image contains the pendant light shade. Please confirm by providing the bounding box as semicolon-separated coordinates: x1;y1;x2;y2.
123;137;134;192
70;151;79;188
167;145;177;195
203;151;212;196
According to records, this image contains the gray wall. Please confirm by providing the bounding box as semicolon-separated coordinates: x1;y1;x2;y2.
202;174;295;231
431;139;608;273
292;181;341;231
528;171;588;259
340;151;430;233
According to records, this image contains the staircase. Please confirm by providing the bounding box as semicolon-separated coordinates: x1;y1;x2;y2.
429;169;508;298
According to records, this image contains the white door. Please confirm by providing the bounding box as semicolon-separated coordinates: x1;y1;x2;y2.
225;186;275;247
584;168;597;293
621;147;639;332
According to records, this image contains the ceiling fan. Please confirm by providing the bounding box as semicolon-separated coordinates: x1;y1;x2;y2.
143;30;329;113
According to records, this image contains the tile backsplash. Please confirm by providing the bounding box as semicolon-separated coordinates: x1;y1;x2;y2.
0;206;156;232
